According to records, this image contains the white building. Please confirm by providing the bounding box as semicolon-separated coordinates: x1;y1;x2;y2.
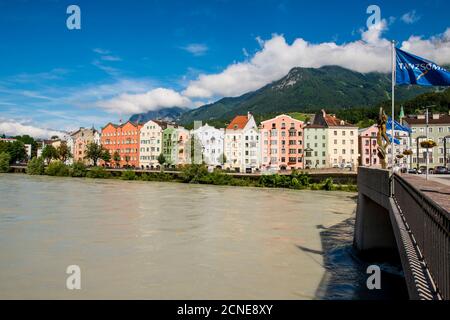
66;136;74;165
191;124;225;167
224;113;260;173
139;120;169;169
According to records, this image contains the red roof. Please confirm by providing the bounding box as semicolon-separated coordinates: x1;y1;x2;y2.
324;115;348;127
226;115;249;130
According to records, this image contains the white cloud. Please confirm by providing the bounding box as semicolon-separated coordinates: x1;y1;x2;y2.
97;88;192;114
183;21;392;98
181;43;209;56
93;48;110;55
92;60;120;76
182;23;450;99
0;120;63;139
101;55;122;62
92;48;122;74
92;23;450;112
400;28;450;63
401;10;421;24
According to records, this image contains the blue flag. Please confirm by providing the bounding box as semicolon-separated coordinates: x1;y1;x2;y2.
387;117;412;133
395;48;450;86
386;133;401;145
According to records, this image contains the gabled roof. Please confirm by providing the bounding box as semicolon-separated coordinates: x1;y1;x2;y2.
323;114;354;127
121;120;142;128
314;109;356;128
102;121;142;131
226;115;249;130
101;122;119;130
152;120;176;129
70;127;98;137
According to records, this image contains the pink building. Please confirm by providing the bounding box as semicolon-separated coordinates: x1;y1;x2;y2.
358;125;379;167
260;114;304;171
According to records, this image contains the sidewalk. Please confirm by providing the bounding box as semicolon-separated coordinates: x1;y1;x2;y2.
402;174;450;212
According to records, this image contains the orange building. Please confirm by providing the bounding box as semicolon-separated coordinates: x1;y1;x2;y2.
101;121;143;168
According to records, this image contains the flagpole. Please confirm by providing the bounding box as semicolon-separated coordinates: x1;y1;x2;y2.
391;40;396;177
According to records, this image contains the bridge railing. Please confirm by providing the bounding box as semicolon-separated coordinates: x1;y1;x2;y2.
392;174;450;300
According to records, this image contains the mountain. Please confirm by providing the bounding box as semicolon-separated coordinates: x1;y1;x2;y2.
178;65;435;124
129;107;187;123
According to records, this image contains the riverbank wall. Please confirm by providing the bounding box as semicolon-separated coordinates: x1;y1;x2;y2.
9;165;357;185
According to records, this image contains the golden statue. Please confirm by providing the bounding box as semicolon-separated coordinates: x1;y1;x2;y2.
377;107;390;169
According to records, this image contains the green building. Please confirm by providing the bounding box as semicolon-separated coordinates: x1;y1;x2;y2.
162;126;190;167
303;124;328;169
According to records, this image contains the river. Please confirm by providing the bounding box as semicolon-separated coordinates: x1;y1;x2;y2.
0;174;407;299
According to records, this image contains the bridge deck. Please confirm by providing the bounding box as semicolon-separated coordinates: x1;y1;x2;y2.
401;175;450;212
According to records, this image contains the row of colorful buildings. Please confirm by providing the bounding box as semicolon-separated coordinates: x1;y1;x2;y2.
50;109;450;172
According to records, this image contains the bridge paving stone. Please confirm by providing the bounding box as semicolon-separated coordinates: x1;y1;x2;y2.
401;174;450;213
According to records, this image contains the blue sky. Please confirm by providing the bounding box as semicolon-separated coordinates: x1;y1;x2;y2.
0;0;449;137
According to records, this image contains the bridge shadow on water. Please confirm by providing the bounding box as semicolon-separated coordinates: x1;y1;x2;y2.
297;205;409;300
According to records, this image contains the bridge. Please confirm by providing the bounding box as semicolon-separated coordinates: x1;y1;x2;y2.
354;167;449;300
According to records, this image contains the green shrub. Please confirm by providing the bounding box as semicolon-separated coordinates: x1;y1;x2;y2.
121;170;136;180
294;172;311;186
230;177;253;186
340;184;358;192
199;171;234;185
26;157;45;175
180;164;209;183
140;172;175;182
0;152;11;173
45;161;70;176
321;178;334;191
290;177;304;189
69;161;87;177
310;183;321;190
86;166;111;179
259;173;306;188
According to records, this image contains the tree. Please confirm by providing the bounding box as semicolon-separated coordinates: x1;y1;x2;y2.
41;145;58;164
218;153;227;165
188;135;204;164
85;142;105;166
101;149;111;165
0;140;27;164
157;153;166;170
26;157;45;175
124;156;130;167
51;135;59;140
0;152;11;172
113;151;121;167
14;135;38;158
56;142;72;163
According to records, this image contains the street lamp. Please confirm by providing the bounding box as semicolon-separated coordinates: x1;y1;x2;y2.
424;106;436;179
444;136;450;169
415;136;426;171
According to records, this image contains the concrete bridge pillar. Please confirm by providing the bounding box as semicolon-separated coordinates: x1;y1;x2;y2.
353;167;397;253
